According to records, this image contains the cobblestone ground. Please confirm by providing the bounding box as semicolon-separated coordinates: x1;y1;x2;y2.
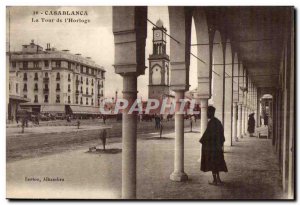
6;127;285;199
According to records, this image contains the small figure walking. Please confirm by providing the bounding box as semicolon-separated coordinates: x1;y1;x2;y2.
77;120;80;129
101;129;107;151
159;119;163;138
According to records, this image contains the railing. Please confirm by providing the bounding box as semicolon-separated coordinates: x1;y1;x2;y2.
43;89;49;94
43;77;49;83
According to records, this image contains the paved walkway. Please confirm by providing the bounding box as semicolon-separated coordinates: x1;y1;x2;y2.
6;127;284;199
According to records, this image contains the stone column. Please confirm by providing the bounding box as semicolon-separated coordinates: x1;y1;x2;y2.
233;102;238;141
170;91;188;181
241;104;245;137
112;6;147;199
198;98;208;161
238;103;243;139
122;75;138;199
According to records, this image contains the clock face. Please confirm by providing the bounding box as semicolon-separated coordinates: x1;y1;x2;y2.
154;30;162;41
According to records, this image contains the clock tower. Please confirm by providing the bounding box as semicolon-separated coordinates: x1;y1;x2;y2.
148;19;170;102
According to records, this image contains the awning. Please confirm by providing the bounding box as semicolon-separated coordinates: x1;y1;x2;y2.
9;95;30;102
41;105;65;113
70;105;101;115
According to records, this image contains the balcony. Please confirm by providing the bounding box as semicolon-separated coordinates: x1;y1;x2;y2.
56;100;60;103
76;80;80;85
23;88;27;92
56;88;61;92
97;94;103;98
34;88;38;92
43;88;49;94
34;77;39;81
43;77;49;83
68;89;71;92
75;90;79;95
44;100;49;103
68;78;71;82
56;78;61;81
23;78;27;81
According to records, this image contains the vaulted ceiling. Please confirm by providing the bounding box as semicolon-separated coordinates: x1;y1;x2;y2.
207;6;292;89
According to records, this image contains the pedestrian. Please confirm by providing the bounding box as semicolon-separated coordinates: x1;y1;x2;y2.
103;115;106;124
154;115;158;129
247;113;255;137
264;115;269;127
101;129;107;151
159;119;163;138
199;106;228;185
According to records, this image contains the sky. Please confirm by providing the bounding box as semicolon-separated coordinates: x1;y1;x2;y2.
6;6;198;99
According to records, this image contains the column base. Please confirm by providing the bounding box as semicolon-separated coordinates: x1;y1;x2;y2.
170;171;188;182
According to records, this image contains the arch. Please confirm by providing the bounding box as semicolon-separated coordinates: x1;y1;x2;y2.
233;52;239;102
224;39;233;146
193;8;210;98
168;6;192;91
210;30;224;122
152;65;162;85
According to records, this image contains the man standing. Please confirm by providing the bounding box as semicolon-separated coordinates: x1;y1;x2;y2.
199;106;228;185
247;113;255;137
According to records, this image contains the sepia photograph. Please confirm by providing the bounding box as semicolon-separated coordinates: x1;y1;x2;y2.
5;4;295;200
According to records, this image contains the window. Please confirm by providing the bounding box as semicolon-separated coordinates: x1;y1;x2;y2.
34;61;39;68
80;97;83;105
56;95;60;103
24;95;27;98
45;72;48;78
91;98;94;105
81;76;83;83
23;61;28;68
34;83;38;91
23;73;27;80
56;72;60;80
34;95;38;103
16;83;18;93
44;95;48;103
86;88;88;94
68;62;71;69
12;61;16;68
91;69;94;75
55;61;61;67
68;96;71;103
34;72;38;80
98;99;100;106
86;78;89;85
92;88;94;95
80;86;83;93
68;84;71;92
86;67;89;74
80;65;83;73
23;83;27;91
86;98;88;105
45;84;49;90
76;96;78;104
68;74;71;81
91;79;94;85
9;83;11;91
44;60;49;67
56;83;60;91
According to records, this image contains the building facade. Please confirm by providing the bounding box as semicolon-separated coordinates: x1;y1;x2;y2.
8;40;105;120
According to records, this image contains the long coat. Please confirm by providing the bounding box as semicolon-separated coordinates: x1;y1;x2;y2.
247;115;255;134
199;117;228;172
